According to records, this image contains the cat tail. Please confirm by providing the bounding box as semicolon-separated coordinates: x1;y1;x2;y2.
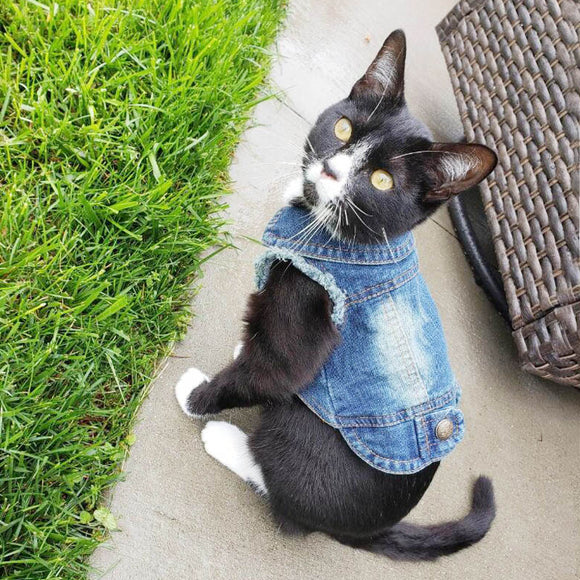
345;476;495;561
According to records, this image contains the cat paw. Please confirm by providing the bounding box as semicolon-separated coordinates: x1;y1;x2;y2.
175;367;210;418
201;421;267;494
201;421;246;468
233;342;243;360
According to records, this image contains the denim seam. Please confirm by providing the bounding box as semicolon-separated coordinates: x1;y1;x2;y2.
264;231;413;254
331;391;456;427
344;265;419;307
421;415;431;457
381;294;418;398
384;293;423;399
297;391;338;425
297;395;339;428
348;430;421;464
263;233;414;264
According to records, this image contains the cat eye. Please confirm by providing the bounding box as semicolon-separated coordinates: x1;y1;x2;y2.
371;169;395;191
334;117;352;142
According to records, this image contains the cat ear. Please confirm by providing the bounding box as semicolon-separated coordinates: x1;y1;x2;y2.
423;143;497;202
350;29;406;102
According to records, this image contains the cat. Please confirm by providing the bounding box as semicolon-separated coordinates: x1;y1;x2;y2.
175;30;498;561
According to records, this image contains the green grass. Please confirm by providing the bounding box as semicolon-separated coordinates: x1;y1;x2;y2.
0;0;285;577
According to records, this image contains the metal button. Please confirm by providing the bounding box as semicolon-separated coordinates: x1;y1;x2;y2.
435;418;454;441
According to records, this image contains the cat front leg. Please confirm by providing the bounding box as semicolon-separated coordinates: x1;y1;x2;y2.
174;344;244;417
175;360;258;417
175;260;339;417
175;367;212;418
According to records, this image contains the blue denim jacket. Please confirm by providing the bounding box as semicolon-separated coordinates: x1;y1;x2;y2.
255;205;464;475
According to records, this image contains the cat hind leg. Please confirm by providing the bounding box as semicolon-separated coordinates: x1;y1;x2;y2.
201;421;267;496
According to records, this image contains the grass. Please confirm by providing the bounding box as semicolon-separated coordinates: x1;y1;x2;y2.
0;0;285;577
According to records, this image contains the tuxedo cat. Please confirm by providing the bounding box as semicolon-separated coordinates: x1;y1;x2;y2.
175;30;497;561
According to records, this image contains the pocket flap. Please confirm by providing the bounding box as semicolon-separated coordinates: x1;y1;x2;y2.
338;405;465;475
414;406;465;461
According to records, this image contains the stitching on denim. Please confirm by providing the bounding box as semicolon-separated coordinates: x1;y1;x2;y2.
305;252;413;266
348;429;421;464
347;413;461;466
300;393;458;429
381;292;418;400
268;209;283;230
332;391;456;427
345;264;418;301
266;230;413;255
344;265;419;307
421;415;431;456
337;392;455;423
263;231;414;264
303;244;414;264
296;395;339;428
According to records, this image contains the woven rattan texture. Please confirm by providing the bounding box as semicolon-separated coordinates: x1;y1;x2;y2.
437;0;580;386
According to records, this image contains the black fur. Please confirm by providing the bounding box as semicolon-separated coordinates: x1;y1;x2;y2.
338;476;496;561
185;260;339;415
184;30;497;561
250;398;439;537
298;31;496;242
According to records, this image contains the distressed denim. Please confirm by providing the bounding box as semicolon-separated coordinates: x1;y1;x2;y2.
255;206;464;474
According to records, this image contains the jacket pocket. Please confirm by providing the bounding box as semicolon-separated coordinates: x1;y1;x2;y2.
413;406;465;462
338;406;465;475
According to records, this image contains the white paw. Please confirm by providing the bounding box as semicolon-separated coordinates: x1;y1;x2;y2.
283;177;304;205
201;421;266;494
175;367;209;418
233;342;244;360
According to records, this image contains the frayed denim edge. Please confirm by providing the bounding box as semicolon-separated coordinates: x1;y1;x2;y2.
255;248;346;326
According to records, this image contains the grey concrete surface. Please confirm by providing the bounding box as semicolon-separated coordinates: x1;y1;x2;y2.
91;1;580;578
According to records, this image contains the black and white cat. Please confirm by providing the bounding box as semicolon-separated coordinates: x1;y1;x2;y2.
175;30;497;561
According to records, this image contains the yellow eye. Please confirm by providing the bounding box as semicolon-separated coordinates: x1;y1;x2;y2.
334;117;352;142
371;169;395;191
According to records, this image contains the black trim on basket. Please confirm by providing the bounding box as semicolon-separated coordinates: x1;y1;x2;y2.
448;195;510;322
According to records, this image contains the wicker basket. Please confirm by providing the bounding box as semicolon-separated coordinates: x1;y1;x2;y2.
437;0;580;386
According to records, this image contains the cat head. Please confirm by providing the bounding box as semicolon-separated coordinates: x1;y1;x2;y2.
288;30;497;242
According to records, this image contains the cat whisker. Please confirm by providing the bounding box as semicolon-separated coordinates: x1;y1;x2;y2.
251;160;303;167
347;198;372;217
346;198;379;238
302;216;329;247
389;150;467;161
296;210;331;248
289;206;331;246
330;203;343;240
304;134;316;156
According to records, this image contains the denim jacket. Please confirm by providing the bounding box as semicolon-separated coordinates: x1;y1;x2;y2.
255;205;464;475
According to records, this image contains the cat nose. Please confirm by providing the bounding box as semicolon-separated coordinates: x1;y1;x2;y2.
321;159;338;180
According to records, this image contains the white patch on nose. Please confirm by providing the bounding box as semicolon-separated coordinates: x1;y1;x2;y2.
305;144;370;205
316;153;353;203
326;153;353;181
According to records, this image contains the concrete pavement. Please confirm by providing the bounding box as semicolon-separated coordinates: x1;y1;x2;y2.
91;1;580;578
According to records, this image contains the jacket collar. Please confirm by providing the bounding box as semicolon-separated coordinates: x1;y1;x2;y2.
262;205;415;265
